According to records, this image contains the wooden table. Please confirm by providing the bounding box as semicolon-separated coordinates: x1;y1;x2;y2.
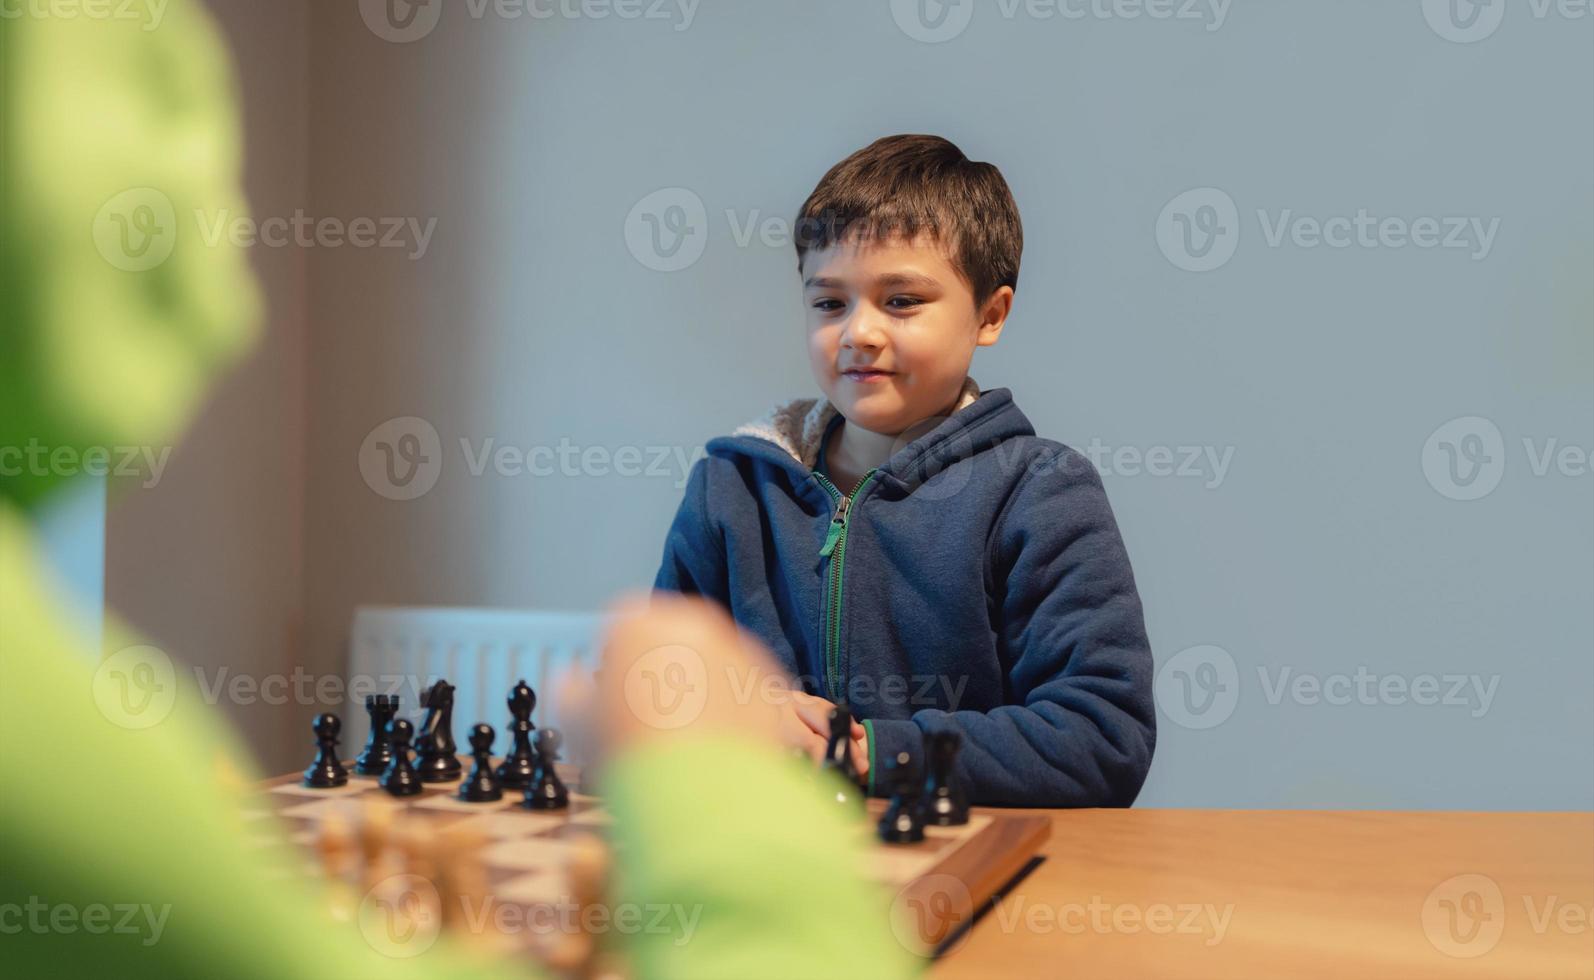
933;810;1593;979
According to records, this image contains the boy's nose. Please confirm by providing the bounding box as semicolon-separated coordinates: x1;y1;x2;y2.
838;310;887;350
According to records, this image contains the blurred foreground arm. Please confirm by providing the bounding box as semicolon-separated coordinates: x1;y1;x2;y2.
594;591;918;979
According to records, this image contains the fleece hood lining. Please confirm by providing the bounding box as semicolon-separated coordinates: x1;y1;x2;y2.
728;377;983;471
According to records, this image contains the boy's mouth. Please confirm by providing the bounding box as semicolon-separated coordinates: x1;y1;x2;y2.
841;369;895;383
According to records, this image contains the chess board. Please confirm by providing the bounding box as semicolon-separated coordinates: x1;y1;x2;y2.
255;761;1050;966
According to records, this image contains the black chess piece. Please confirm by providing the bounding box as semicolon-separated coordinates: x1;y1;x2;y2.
522;728;569;810
922;730;969;826
416;679;463;783
819;703;861;804
302;712;349;788
379;717;423;797
495;680;538;788
458;723;503;803
877;751;926;844
354;694;399;776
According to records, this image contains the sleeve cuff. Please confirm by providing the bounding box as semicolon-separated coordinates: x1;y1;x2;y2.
860;717;924;798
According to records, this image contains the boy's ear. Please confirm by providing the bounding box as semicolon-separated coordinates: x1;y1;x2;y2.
974;285;1014;348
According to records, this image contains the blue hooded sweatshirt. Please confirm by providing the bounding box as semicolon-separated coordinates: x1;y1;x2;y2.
653;380;1156;807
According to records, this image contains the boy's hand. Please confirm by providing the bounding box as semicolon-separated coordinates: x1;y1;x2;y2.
781;690;869;779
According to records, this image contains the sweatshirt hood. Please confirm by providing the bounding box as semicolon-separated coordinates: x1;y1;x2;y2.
707;377;1038;497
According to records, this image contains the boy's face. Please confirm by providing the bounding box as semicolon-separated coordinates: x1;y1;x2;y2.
801;232;1012;437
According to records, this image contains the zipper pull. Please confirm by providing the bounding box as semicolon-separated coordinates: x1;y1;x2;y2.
819;496;850;557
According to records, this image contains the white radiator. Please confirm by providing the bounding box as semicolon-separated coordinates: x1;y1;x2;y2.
345;606;603;761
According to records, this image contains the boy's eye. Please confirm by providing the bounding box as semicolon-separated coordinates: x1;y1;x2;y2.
886;296;923;310
812;298;845;312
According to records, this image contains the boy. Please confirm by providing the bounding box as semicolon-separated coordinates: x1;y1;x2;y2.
655;134;1157;807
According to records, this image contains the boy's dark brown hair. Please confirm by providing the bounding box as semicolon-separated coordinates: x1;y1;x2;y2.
794;134;1023;307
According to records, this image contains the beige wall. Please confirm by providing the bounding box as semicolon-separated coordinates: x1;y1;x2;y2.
106;0;309;770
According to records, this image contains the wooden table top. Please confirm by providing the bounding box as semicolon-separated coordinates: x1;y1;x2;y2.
932;809;1593;980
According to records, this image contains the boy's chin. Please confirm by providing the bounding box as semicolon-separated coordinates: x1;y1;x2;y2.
829;391;911;434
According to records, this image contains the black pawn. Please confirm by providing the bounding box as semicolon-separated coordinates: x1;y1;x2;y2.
495;680;538;788
877;751;926;844
416;679;462;783
922;731;969;826
522;729;569;810
379;718;423;797
354;695;399;777
819;703;861;805
302;713;349;788
458;723;503;803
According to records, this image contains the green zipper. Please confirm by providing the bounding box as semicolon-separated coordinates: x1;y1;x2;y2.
813;469;877;702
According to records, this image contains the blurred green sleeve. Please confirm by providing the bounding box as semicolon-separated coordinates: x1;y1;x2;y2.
1;5;918;979
1;513;917;979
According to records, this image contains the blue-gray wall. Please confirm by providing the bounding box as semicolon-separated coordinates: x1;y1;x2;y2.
295;0;1591;808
